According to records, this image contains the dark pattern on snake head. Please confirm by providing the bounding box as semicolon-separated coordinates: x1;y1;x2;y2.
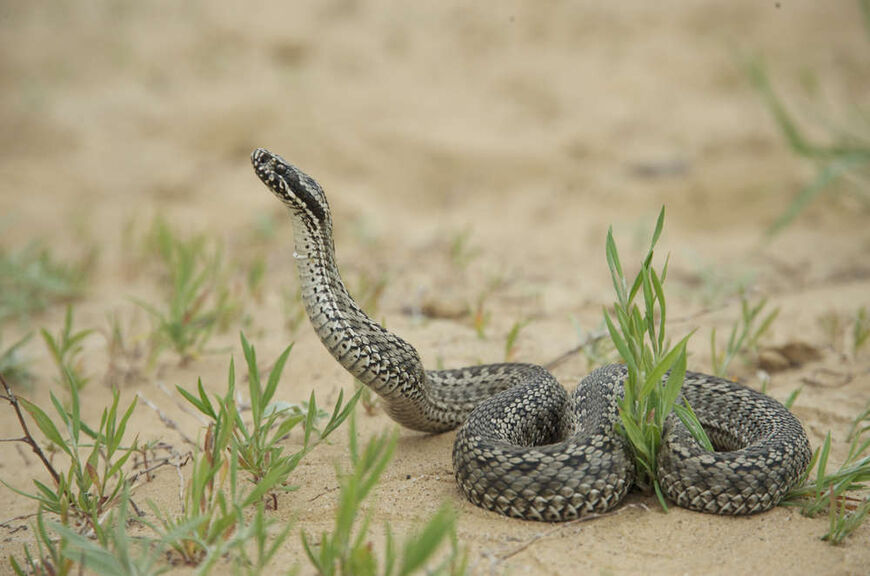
251;147;812;521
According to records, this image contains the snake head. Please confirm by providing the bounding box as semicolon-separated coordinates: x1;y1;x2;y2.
251;148;330;226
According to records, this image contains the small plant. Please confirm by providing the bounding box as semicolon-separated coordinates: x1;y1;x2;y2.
1;372;138;540
709;294;779;378
302;416;468;576
745;42;870;235
198;502;295;576
177;333;360;504
472;293;490;340
147;426;267;565
784;422;870;544
137;217;240;364
0;242;93;323
503;319;530;362
47;489;169;576
783;385;803;410
603;208;712;508
0;332;34;387
41;305;95;391
10;507;73;576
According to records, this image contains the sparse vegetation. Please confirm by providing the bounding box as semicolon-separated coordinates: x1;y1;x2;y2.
709;294;779;378
302;416;468;576
1;372;138;541
603;207;713;508
785;421;870;544
46;489;168;576
0;242;93;323
746;20;870;236
137;217;241;364
41;305;95;391
176;333;360;506
10;507;73;576
472;293;491;340
503;319;530;362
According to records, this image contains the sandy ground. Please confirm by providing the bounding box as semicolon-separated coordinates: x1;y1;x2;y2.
2;1;870;574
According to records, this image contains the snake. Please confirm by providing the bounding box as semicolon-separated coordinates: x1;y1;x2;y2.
251;147;812;522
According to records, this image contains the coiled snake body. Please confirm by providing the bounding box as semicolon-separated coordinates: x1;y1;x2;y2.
251;148;811;521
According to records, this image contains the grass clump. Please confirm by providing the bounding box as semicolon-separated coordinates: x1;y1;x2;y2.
10;507;74;576
303;416;467;576
1;372;138;541
603;208;712;508
137;217;240;364
41;305;95;391
710;293;779;378
0;242;93;323
152;332;359;565
745;3;870;236
41;489;169;576
785;419;870;544
178;333;358;498
503;319;530;362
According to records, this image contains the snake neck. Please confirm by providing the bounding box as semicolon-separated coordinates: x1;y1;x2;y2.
288;212;459;431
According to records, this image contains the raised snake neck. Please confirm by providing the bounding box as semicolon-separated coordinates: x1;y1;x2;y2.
277;155;525;433
252;147;812;521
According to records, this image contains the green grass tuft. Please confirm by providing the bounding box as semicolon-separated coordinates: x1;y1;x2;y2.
40;305;95;391
177;332;360;503
302;414;468;576
1;375;138;541
745;24;870;236
136;217;241;364
784;421;870;544
603;208;712;508
710;293;779;378
0;242;93;323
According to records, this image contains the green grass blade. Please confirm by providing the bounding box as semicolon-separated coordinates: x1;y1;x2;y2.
398;505;456;576
264;343;293;408
17;397;70;456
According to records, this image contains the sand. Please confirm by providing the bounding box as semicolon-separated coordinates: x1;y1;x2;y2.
1;1;869;574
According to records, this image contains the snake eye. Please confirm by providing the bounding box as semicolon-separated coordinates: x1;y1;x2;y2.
274;164;287;175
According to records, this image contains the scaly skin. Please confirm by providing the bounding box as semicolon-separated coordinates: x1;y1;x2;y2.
251;147;811;521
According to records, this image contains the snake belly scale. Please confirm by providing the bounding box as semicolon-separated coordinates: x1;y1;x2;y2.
251;147;811;521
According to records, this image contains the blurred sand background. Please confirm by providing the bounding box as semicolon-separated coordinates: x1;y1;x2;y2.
1;1;869;574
